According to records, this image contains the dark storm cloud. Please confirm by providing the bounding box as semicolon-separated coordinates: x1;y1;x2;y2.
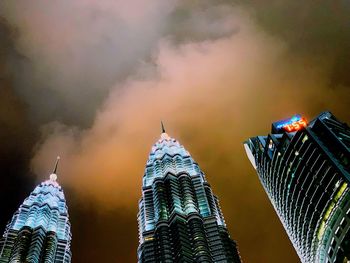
0;18;36;231
0;83;36;231
1;1;350;263
0;0;239;127
239;0;350;88
0;0;177;126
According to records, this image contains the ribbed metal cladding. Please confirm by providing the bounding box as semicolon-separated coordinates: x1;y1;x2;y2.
0;177;72;263
244;111;350;263
138;132;241;262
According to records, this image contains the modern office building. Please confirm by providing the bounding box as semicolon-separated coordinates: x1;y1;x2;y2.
244;112;350;263
0;158;72;263
137;125;241;262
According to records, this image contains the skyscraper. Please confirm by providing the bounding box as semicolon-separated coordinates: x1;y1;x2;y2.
0;158;72;263
244;112;350;263
137;125;241;262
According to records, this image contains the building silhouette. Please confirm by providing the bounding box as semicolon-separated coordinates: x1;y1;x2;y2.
0;158;72;263
137;125;241;262
244;112;350;262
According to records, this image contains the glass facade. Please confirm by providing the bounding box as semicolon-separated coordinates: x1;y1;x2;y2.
244;112;350;263
0;170;72;263
138;131;241;262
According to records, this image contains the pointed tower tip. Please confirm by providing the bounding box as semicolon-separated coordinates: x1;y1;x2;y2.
160;121;171;140
53;156;60;174
161;121;166;133
50;156;60;181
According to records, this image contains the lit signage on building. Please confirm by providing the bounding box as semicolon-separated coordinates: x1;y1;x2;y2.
274;114;307;132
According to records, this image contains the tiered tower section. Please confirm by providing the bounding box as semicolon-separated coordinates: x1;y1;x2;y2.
244;112;350;263
137;129;241;263
0;158;72;263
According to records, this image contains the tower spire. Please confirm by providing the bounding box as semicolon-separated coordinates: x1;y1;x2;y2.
50;156;60;181
161;121;166;133
53;156;60;174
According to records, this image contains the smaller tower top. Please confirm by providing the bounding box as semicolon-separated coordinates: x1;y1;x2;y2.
50;156;60;181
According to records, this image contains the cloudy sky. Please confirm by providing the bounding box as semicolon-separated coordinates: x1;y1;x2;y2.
1;0;350;262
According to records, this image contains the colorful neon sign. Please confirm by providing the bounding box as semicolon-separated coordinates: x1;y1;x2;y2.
275;114;307;132
283;118;307;132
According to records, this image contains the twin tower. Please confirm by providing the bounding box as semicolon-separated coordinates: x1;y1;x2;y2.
1;112;350;263
0;126;242;262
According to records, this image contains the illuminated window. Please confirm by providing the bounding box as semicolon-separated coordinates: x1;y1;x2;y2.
302;135;309;143
268;140;273;149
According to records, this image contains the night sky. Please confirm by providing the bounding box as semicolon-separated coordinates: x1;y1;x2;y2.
1;1;350;262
